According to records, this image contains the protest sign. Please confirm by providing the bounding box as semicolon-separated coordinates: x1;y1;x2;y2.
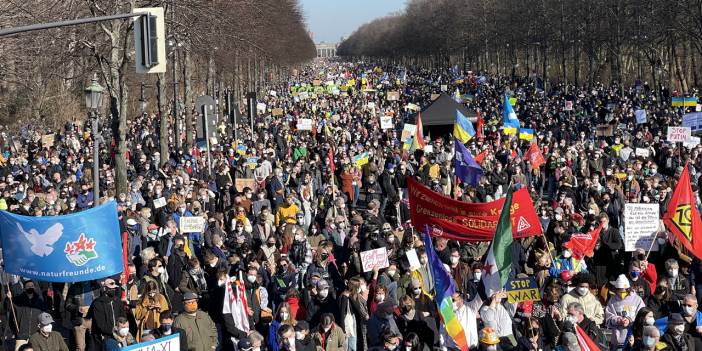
635;109;647;124
441;84;448;92
380;116;393;130
683;112;702;133
235;178;257;192
256;102;266;113
635;148;650;158
312;79;321;86
596;125;613;137
564;100;573;111
179;216;206;233
360;247;389;272
410;178;542;241
624;203;660;252
296;119;313;131
667;126;692;142
0;202;123;282
506;277;540;303
153;197;167;209
271;108;283;116
41;134;55;148
684;136;701;149
405;249;421;271
387;91;400;101
401;123;417;142
121;333;180;351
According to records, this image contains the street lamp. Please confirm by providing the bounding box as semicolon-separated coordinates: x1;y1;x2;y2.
84;73;104;208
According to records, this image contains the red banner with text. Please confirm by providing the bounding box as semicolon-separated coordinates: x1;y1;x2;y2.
408;177;543;241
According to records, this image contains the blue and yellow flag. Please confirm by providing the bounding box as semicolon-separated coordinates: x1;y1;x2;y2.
502;95;520;135
672;97;697;107
454;110;476;143
518;128;534;141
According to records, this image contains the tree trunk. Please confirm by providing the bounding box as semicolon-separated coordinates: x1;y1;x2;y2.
184;48;194;149
157;73;168;166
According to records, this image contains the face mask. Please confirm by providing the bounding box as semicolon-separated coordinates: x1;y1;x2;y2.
161;323;172;332
318;289;329;299
669;269;679;277
645;317;656;326
673;325;685;334
631;271;641;280
643;336;655;347
209;262;217;268
684;306;695;316
577;287;589;296
119;327;130;337
566;315;577;325
218;280;225;287
450;256;459;264
41;324;52;333
281;312;289;320
157;267;165;274
286;337;296;347
105;288;116;298
247;275;257;283
376;294;385;302
413;288;422;295
296;331;305;340
618;291;629;299
386;270;396;277
473;272;482;281
420;257;427;265
657;237;666;245
627;175;634;181
487;346;498;351
25;288;35;295
563;250;572;258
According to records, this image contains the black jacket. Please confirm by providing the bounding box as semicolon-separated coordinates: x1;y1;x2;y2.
8;292;47;339
65;281;101;326
396;312;438;349
87;295;127;338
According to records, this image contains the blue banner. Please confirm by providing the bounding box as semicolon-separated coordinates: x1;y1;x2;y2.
0;201;123;282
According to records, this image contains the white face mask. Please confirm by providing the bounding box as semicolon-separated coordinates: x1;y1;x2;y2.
645;317;656;326
209;262;217;268
577;287;589;296
157;267;165;274
450;256;459;264
296;331;305;340
684;306;695;316
281;312;289;320
119;327;130;337
376;294;385;302
41;324;52;334
674;325;685;334
247;275;257;283
218;280;225;287
563;250;572;258
386;270;396;277
669;268;679;277
318;289;329;299
473;272;482;281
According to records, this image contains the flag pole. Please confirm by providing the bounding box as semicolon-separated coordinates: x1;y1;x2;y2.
5;283;18;336
540;230;556;267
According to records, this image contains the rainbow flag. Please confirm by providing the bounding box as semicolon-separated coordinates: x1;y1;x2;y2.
409;112;426;152
423;227;469;351
672;97;697;107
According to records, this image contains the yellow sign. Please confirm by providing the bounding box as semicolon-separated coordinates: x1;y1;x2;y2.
673;204;692;241
506;278;541;304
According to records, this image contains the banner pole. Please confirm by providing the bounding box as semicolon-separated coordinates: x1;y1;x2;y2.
540;231;556;267
6;283;18;335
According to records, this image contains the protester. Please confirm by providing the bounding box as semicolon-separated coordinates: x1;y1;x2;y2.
27;312;69;351
173;293;218;351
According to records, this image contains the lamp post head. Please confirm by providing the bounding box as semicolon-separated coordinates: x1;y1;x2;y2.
84;73;104;111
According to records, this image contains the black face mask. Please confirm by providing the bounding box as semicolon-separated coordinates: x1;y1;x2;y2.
105;288;117;298
25;288;35;295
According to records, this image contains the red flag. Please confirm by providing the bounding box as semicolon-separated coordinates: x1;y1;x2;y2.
476;110;484;140
328;147;335;173
663;163;702;260
564;224;602;259
525;143;546;169
575;324;601;351
474;150;488;165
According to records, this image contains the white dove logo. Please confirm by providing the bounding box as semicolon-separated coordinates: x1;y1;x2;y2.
16;222;64;256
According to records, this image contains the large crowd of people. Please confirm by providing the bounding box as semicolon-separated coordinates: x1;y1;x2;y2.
0;59;699;351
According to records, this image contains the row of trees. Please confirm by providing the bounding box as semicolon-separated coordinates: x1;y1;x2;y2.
0;0;315;193
338;0;702;91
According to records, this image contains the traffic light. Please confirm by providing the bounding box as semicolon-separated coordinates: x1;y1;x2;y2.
133;7;166;74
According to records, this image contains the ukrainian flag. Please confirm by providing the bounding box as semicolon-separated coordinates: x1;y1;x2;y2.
502;95;520;135
454;110;475;143
353;152;369;167
672;97;697;107
519;128;535;141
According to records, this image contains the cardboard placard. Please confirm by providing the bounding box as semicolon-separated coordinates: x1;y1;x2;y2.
235;178;257;192
431;94;440;101
272;108;284;116
564;100;573;111
179;216;206;233
360;247;389;272
296;119;313;131
41;134;55;148
387;91;400;101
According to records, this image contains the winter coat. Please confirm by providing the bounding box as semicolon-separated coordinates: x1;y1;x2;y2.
173;310;218;351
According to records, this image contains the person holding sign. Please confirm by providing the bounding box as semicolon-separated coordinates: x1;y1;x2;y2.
605;275;645;350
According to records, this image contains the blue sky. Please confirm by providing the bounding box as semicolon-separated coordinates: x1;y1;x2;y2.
300;0;406;44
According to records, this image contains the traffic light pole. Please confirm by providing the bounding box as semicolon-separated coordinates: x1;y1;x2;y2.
0;12;148;37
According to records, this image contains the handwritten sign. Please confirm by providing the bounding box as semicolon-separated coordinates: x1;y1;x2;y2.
41;134;55;148
624;203;660;252
380;116;393;130
360;247;389;272
179;217;206;233
506;277;540;303
635;148;650;158
153;197;167;209
387;91;400;101
121;333;180;351
564;100;573;111
297;119;313;131
635;109;647;124
271;108;284;116
667;126;692;142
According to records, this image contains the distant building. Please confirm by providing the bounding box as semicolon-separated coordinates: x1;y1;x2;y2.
316;42;337;58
